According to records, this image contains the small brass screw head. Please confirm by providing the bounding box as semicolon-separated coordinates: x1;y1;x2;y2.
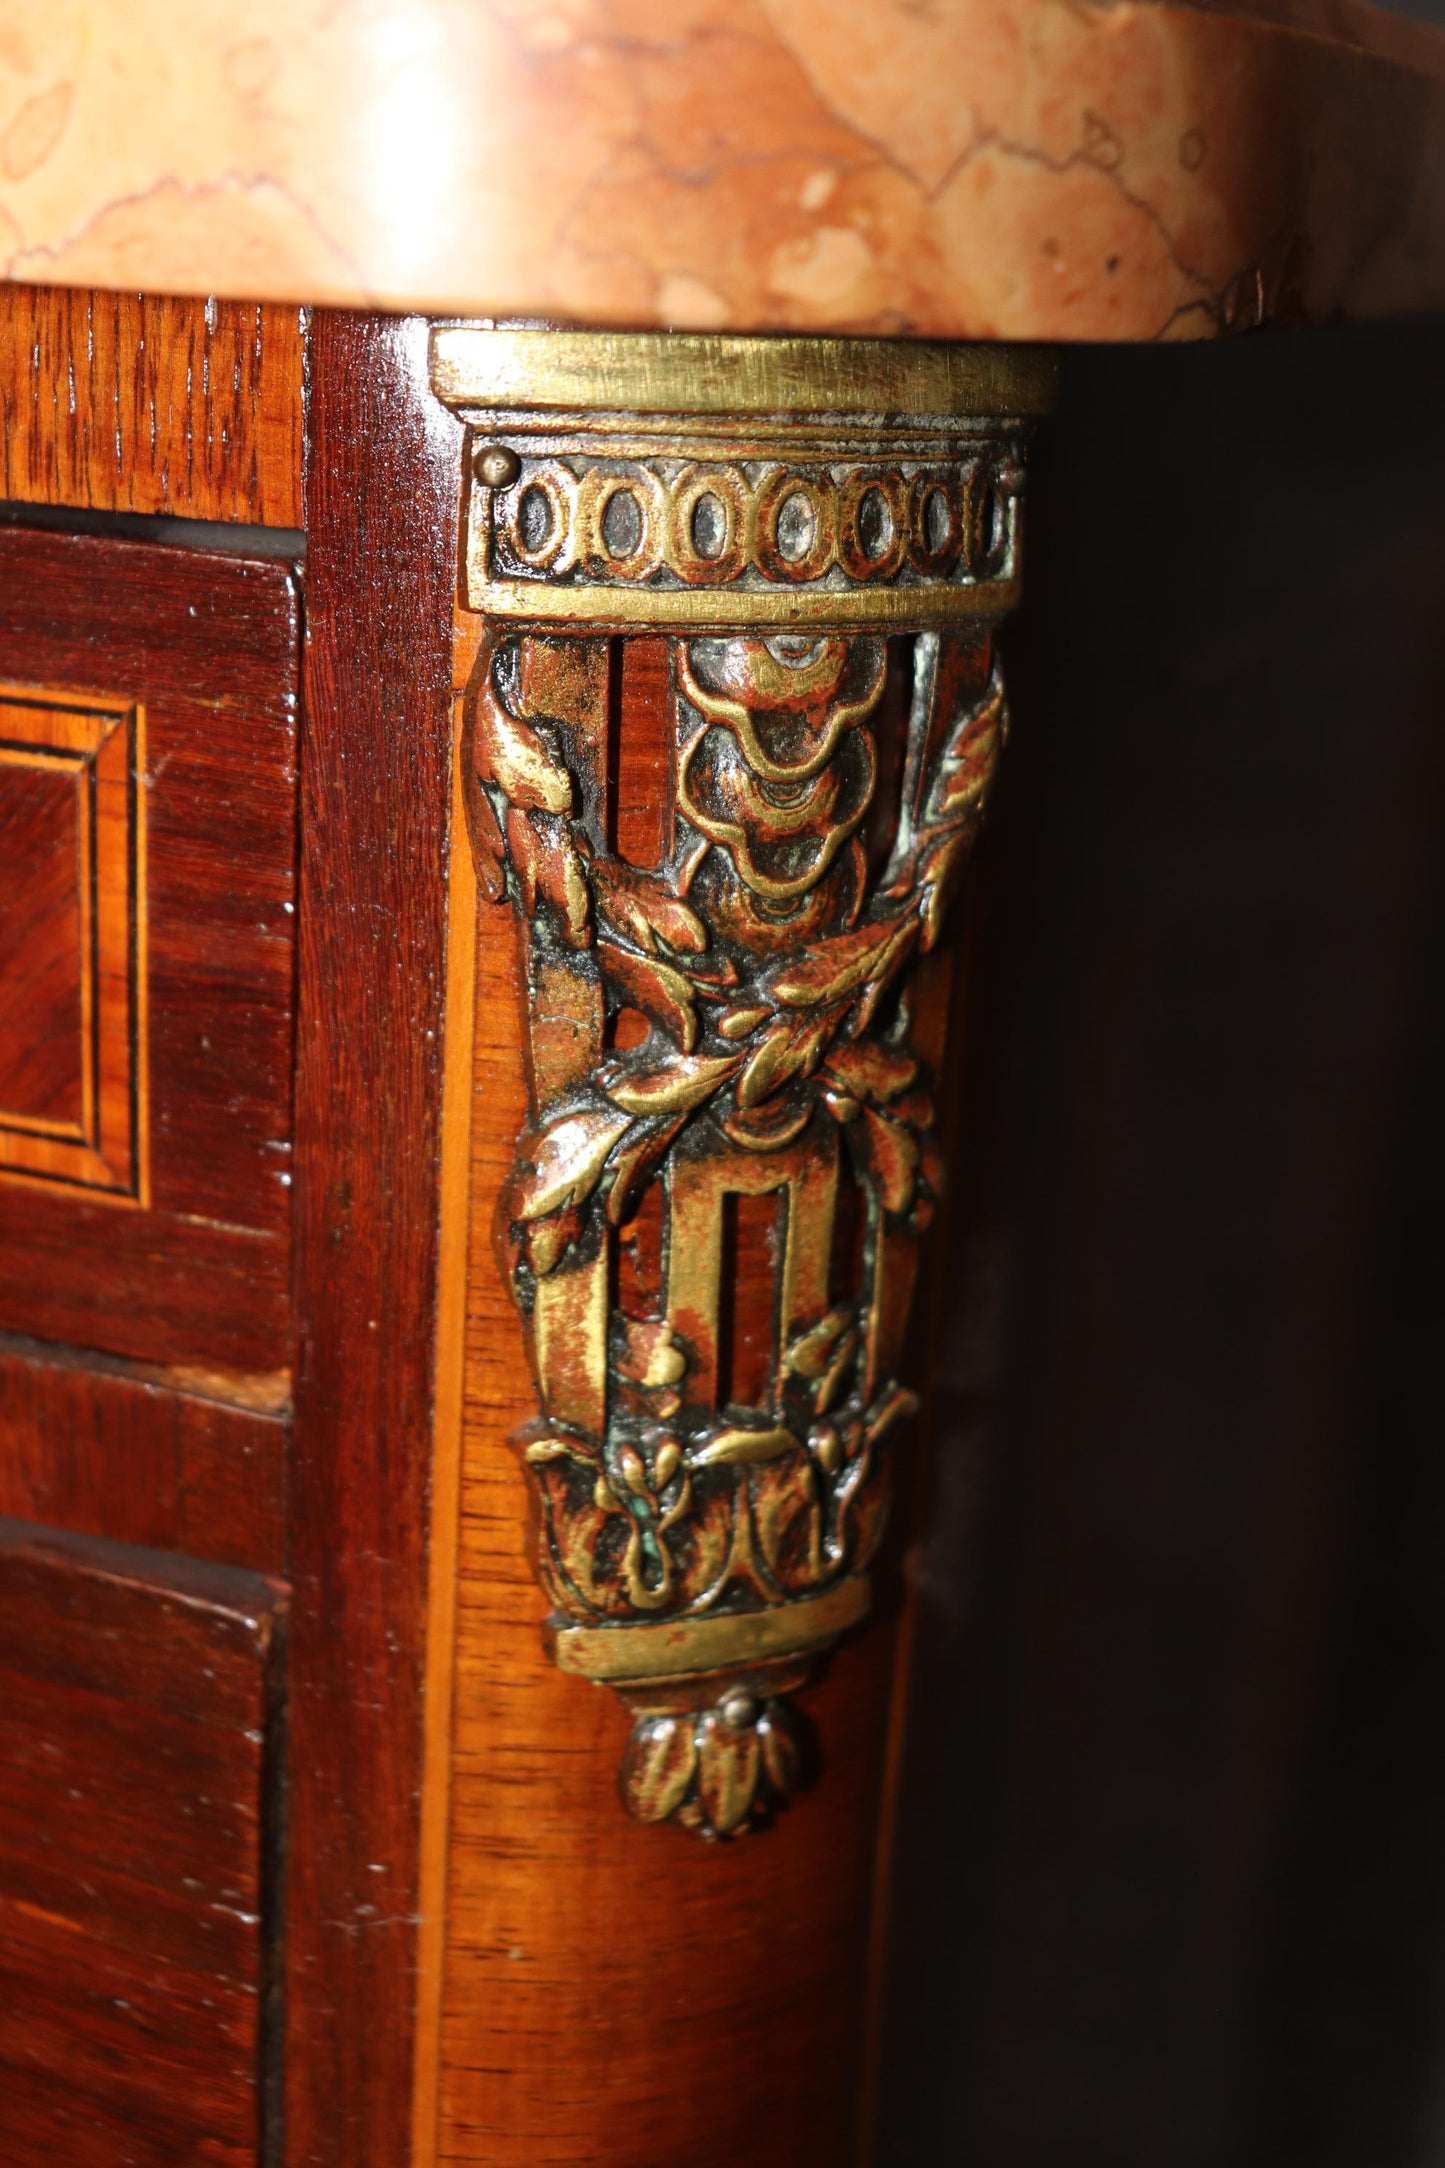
474;442;521;489
719;1689;759;1732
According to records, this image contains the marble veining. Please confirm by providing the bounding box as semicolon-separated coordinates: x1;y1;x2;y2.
0;0;1441;338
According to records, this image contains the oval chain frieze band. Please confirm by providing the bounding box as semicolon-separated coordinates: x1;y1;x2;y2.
486;454;1016;596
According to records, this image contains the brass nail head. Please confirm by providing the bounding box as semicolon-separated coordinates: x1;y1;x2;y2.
719;1690;760;1732
475;442;521;489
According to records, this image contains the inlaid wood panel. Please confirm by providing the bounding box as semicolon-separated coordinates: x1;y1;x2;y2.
0;688;141;1194
0;761;81;1120
0;527;299;1375
0;1333;285;1574
0;286;304;527
0;1518;286;2167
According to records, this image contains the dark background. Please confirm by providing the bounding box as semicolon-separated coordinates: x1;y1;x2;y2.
877;317;1445;2166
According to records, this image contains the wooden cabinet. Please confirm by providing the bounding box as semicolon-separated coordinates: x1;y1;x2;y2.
0;68;1442;2133
0;294;932;2168
1;0;1445;2152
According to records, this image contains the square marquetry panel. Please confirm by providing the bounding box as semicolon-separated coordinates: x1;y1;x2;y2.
0;529;299;1377
0;690;142;1197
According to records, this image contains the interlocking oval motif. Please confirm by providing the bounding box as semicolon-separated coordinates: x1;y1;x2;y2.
575;465;668;581
492;456;1014;587
666;463;751;585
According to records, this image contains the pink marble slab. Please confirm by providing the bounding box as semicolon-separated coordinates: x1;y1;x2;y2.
0;0;1442;339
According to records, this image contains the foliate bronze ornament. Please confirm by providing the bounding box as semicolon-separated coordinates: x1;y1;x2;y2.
431;329;1053;1839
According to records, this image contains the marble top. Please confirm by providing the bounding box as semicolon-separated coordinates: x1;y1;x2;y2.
1;0;1442;341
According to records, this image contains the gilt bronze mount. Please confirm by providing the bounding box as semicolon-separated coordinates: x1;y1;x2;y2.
431;328;1053;1838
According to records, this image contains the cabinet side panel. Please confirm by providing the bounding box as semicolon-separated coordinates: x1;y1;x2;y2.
432;894;900;2168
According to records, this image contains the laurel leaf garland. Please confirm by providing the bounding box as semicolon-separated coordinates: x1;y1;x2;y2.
601;940;699;1053
592;857;708;956
510;1105;633;1223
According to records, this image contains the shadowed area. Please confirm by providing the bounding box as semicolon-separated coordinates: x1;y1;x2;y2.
878;315;1445;2168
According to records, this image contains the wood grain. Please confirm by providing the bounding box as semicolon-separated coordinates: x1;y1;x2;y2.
718;1188;783;1410
0;1517;286;2167
0;1332;285;1573
0;528;300;1374
0;687;139;1193
432;889;903;2168
613;636;674;871
286;313;463;2168
0;285;304;527
0;757;82;1126
412;700;481;2168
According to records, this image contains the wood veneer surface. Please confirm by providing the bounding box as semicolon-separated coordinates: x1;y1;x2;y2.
0;1519;285;2168
0;286;303;526
0;1;1441;339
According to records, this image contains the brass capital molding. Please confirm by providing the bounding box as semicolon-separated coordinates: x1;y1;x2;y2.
432;329;1052;1839
429;326;1057;422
